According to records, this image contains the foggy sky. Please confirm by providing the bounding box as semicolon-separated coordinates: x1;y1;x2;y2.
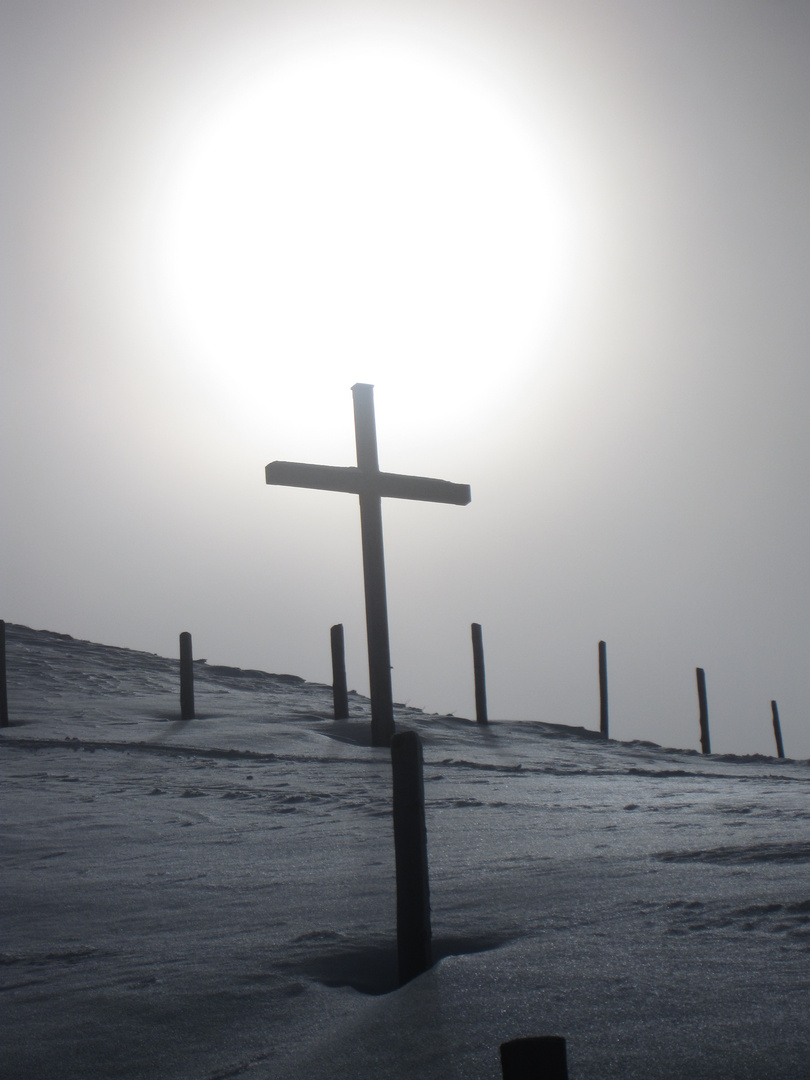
3;0;810;757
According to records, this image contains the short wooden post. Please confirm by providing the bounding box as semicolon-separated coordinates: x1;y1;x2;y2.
179;632;195;721
771;700;785;759
390;730;432;986
500;1036;568;1080
330;624;349;720
598;639;608;737
0;620;8;728
471;622;488;725
696;667;710;754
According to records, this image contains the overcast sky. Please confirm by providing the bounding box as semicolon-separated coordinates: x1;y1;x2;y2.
3;0;809;757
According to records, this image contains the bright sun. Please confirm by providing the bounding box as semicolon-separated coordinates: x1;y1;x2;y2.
156;33;580;443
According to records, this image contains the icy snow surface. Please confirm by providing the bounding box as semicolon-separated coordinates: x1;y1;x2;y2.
3;624;809;1079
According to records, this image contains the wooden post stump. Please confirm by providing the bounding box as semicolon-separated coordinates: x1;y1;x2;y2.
0;620;8;728
330;624;349;720
471;622;488;725
390;730;432;986
500;1036;568;1080
696;667;710;754
179;632;195;721
598;639;608;737
771;700;785;759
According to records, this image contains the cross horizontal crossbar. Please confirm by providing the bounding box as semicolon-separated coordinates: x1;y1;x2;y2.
265;461;471;506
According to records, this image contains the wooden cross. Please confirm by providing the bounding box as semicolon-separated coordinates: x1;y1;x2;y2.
266;383;471;747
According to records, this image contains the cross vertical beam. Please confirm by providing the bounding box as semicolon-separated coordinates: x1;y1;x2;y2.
352;384;395;746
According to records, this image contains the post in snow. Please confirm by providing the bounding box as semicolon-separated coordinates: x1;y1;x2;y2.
330;623;349;721
771;700;785;759
471;622;488;725
265;383;471;747
598;639;608;738
696;667;710;754
0;619;8;728
390;730;432;986
179;632;195;721
500;1036;569;1080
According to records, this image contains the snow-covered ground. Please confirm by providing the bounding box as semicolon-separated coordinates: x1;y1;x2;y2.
3;624;809;1079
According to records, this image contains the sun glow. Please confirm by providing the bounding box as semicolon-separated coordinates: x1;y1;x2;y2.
155;34;581;442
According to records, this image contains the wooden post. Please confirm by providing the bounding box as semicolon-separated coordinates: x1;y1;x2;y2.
771;700;785;759
0;620;8;728
696;667;710;754
500;1036;568;1080
179;632;195;721
330;623;349;720
598;639;608;737
471;622;488;725
391;730;432;986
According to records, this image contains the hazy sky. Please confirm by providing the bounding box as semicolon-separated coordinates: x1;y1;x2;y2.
3;0;810;757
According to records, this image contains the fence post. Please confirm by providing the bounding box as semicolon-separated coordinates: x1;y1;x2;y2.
696;667;710;754
500;1036;568;1080
180;632;195;721
330;624;349;720
0;620;8;728
771;700;785;759
390;730;432;986
598;639;608;737
471;622;488;725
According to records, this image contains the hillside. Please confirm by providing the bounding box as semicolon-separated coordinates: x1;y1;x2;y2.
3;624;809;1079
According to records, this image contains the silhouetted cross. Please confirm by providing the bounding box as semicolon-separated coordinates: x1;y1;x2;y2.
266;383;471;747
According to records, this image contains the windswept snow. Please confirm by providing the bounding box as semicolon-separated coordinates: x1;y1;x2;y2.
3;624;809;1079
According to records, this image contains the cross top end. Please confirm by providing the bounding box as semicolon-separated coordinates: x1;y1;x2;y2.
265;384;471;506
